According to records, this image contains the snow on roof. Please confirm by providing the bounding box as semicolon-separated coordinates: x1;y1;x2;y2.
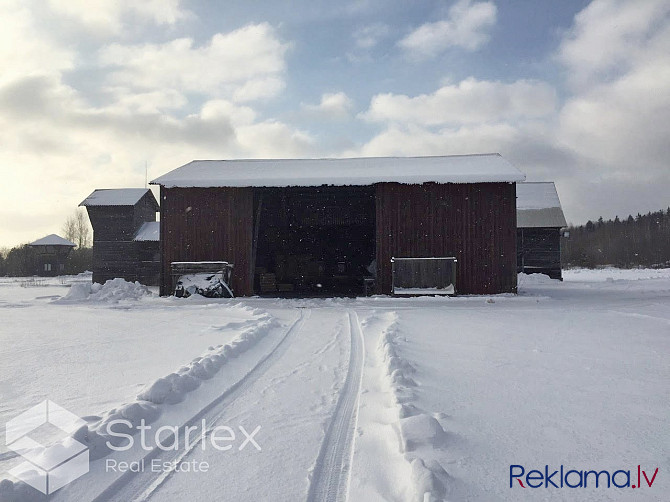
150;154;526;188
516;182;567;228
134;221;160;242
79;188;153;207
29;234;76;247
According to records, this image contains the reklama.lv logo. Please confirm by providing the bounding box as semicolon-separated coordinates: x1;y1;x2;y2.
510;464;659;489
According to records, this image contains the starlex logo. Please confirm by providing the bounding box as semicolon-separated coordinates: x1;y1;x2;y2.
5;400;89;495
510;464;659;490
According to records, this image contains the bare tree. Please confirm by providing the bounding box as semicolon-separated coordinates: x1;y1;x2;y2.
75;209;91;248
63;209;91;248
63;214;77;245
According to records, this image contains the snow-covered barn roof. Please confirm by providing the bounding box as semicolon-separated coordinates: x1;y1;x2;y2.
79;188;154;207
29;234;76;247
134;221;160;242
516;182;567;228
150;154;526;188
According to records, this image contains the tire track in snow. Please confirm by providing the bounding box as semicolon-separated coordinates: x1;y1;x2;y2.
92;308;310;502
307;310;364;502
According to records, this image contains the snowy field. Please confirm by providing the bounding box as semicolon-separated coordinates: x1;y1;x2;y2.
0;269;668;501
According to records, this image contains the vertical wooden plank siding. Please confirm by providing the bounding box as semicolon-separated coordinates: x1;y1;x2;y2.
160;187;254;296
517;227;563;280
375;182;517;295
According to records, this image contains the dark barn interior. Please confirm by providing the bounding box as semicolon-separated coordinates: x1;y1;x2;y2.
253;186;375;295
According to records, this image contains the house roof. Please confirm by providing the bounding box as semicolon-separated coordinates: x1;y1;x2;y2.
150;154;526;188
134;221;160;242
79;188;157;207
516;182;567;228
29;234;76;247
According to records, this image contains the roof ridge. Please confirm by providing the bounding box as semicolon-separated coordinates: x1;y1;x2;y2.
188;153;502;163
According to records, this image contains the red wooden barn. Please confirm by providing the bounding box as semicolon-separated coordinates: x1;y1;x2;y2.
151;154;525;296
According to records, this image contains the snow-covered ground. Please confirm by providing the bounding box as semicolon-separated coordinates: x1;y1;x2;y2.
0;269;668;501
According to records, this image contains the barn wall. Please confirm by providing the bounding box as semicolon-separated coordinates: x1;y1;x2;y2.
91;241;138;283
517;227;562;280
137;241;160;286
87;206;136;241
86;196;159;285
86;206;136;284
31;247;72;276
132;193;158;230
375;182;517;295
160;187;254;296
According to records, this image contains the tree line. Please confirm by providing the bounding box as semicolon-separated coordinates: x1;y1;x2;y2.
0;210;93;276
4;207;669;276
562;208;670;268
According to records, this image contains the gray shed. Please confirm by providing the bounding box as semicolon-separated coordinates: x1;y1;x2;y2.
516;182;567;280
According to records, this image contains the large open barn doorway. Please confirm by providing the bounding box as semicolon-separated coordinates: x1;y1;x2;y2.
252;186;376;296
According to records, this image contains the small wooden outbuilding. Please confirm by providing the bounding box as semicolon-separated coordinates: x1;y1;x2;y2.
79;188;160;285
28;234;76;276
152;154;525;296
516;182;567;280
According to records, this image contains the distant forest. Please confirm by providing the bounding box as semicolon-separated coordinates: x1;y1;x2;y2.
562;208;670;269
2;208;670;277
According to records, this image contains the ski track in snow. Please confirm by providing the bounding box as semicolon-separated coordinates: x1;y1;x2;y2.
91;308;310;502
307;310;364;502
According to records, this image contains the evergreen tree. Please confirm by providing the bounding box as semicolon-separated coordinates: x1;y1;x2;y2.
563;208;670;268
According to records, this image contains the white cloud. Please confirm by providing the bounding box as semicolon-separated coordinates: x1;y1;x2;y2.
355;123;519;157
357;1;670;223
361;78;556;126
302;92;354;119
398;0;497;58
47;0;189;35
0;17;307;246
103;88;188;114
233;76;286;103
558;58;670;182
99;23;290;100
353;23;390;49
0;75;315;244
557;0;670;185
0;1;74;85
557;0;670;89
200;99;256;126
236;121;315;158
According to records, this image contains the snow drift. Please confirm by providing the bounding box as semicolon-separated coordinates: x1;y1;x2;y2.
85;311;278;459
377;317;452;502
57;278;153;303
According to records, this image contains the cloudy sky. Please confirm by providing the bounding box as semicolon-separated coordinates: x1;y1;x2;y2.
1;0;669;247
